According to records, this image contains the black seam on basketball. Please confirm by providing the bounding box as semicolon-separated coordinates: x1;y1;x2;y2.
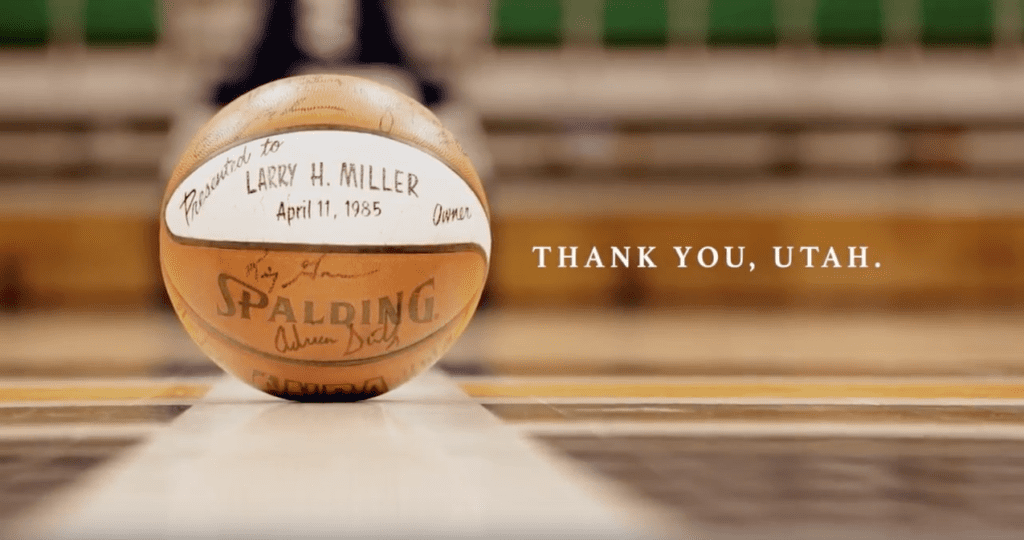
164;235;488;262
164;274;476;368
164;125;489;222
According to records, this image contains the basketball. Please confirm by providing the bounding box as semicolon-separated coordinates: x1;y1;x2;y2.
159;74;491;402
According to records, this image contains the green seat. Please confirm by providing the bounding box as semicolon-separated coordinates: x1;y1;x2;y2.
920;0;992;46
707;0;776;46
0;0;49;47
604;0;668;47
492;0;563;47
815;0;885;46
84;0;159;45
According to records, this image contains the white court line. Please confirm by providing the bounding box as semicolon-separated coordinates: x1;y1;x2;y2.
0;377;220;388
8;371;685;540
476;397;1024;407
454;375;1024;385
0;424;165;440
515;421;1024;440
0;399;206;409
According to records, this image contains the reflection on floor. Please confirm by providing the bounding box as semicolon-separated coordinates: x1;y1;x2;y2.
0;438;137;526
2;311;1024;539
545;435;1024;540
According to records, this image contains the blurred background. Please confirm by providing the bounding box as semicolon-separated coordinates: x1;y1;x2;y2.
2;0;1024;374
4;1;1024;537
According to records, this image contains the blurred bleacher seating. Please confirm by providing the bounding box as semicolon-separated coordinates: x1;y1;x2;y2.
480;0;1024;310
2;0;1024;310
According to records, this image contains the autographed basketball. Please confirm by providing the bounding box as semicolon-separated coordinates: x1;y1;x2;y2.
159;74;490;401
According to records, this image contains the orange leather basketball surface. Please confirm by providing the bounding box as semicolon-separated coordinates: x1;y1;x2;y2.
159;74;490;401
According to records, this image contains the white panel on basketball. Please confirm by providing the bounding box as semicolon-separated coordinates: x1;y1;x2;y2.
164;129;490;259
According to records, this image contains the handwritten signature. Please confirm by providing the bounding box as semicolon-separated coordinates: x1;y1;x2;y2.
344;316;400;356
274;324;338;353
280;254;379;289
245;250;280;293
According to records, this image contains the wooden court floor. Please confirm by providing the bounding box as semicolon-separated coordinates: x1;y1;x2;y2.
2;310;1024;539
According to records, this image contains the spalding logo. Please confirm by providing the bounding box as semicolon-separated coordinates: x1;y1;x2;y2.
215;274;436;326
